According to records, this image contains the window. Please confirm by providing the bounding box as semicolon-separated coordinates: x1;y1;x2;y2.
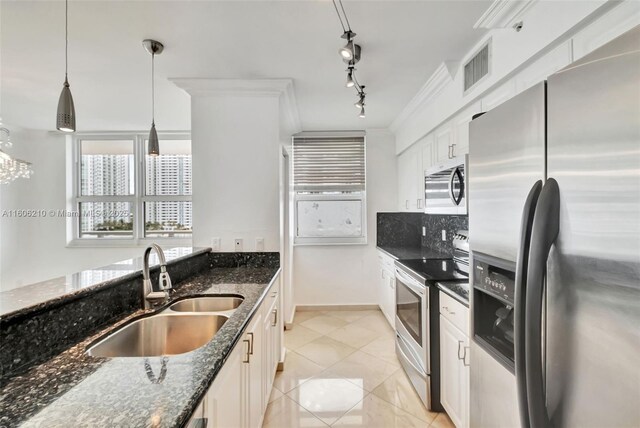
293;132;366;245
70;133;191;245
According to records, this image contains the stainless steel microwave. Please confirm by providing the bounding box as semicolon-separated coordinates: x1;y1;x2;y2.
424;155;468;215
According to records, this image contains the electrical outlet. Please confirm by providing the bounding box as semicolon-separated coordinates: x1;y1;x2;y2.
255;237;264;251
211;237;221;251
234;238;243;252
422;226;426;237
441;229;447;241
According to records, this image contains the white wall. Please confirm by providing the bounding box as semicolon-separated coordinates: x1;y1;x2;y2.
392;0;639;154
189;95;281;251
0;127;141;290
293;129;397;306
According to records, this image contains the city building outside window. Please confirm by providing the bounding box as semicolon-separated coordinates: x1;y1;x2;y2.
69;133;191;246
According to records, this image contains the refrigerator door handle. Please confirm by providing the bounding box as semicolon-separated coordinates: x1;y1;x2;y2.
514;180;543;428
525;178;560;428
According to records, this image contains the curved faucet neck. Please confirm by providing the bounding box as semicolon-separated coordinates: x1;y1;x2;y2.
143;243;166;280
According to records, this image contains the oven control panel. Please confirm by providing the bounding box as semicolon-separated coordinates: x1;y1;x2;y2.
473;257;515;305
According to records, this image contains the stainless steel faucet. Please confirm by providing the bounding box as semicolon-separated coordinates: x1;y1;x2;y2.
142;244;173;309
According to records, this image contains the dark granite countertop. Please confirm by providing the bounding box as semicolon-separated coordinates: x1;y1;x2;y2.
0;266;281;428
438;281;470;307
376;245;449;261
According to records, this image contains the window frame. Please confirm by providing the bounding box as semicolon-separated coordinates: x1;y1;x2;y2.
292;133;367;246
67;131;192;248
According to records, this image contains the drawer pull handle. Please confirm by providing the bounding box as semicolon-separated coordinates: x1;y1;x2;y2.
463;346;470;367
247;332;254;355
243;339;251;363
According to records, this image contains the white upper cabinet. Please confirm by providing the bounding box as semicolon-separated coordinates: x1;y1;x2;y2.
452;100;482;157
397;141;426;212
421;133;435;171
515;41;572;94
434;122;455;164
481;79;517;113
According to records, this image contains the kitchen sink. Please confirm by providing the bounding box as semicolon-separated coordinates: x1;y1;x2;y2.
87;314;228;358
168;296;244;313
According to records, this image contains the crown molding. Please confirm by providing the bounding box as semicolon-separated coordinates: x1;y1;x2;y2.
389;62;456;133
473;0;537;29
169;78;301;134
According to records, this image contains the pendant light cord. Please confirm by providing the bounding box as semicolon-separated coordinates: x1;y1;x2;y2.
151;52;155;123
65;0;68;80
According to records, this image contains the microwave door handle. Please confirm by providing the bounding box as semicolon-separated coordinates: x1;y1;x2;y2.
525;178;560;428
448;167;464;206
514;180;543;428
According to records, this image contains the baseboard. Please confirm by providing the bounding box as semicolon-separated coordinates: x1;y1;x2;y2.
295;304;379;311
277;347;287;372
285;305;296;330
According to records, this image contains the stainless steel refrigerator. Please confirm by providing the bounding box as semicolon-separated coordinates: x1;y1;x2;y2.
468;26;640;428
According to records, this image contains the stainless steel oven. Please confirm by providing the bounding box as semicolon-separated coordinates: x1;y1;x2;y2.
424;155;468;215
394;266;430;407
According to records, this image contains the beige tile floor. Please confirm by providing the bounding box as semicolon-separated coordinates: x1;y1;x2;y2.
262;309;456;428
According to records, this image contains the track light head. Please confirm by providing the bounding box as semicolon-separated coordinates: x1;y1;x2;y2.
345;69;355;88
354;97;364;109
339;31;361;63
359;107;365;118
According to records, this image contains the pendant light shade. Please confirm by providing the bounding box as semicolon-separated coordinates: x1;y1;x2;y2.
56;0;76;133
143;39;164;156
57;78;76;132
148;122;159;156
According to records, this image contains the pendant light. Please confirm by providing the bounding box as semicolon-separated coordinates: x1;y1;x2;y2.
56;0;76;133
143;39;164;156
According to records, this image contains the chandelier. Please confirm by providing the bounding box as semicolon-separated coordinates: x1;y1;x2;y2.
0;127;34;184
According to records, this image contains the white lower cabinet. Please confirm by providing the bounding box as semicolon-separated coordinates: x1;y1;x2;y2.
439;292;470;428
196;275;283;428
377;251;396;327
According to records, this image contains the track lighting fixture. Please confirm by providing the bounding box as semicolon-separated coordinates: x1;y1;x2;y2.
143;39;164;156
56;0;76;133
332;0;368;118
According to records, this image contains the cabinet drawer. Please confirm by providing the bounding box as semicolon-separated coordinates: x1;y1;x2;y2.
439;291;469;335
378;251;396;271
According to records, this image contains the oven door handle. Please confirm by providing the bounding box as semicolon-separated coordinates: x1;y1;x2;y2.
395;268;426;295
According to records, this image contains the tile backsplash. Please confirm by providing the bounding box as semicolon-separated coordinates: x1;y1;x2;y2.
377;212;468;257
377;212;422;248
421;214;468;254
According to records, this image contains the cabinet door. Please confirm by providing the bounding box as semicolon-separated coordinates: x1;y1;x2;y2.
481;79;516;113
397;147;419;211
421;135;435;171
206;340;245;428
435;123;454;164
452;100;482;157
379;267;389;321
386;271;396;326
440;315;467;428
247;313;264;428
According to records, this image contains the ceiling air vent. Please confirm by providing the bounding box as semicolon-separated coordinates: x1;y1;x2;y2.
464;42;490;93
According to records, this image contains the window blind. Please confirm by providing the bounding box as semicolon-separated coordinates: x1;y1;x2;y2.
292;136;366;192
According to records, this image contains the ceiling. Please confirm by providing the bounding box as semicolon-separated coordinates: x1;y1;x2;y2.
1;0;490;132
